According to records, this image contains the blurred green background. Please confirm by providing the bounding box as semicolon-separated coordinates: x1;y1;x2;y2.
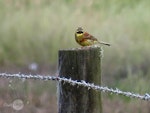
0;0;150;113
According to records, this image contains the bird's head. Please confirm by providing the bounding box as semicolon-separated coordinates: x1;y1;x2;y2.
76;27;83;34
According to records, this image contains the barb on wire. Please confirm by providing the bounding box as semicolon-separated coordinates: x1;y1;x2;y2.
0;73;150;101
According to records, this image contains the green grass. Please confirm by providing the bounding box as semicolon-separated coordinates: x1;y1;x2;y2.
0;0;150;106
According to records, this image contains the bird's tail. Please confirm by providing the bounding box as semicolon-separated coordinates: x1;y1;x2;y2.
99;41;111;46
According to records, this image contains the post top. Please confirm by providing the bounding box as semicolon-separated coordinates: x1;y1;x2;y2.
59;46;101;52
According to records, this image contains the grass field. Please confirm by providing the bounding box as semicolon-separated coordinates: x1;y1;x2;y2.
0;0;150;113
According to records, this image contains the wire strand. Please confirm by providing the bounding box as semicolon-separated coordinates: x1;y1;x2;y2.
0;73;150;101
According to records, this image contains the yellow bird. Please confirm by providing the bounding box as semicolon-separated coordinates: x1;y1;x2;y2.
75;27;110;46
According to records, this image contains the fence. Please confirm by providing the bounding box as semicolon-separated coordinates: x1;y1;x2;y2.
0;73;150;101
0;47;150;113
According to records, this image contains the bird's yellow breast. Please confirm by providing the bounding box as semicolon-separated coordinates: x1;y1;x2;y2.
75;33;83;43
76;33;83;40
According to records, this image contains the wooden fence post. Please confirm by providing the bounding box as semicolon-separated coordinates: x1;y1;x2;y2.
58;47;102;113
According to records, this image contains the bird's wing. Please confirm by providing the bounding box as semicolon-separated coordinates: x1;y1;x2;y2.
83;32;98;41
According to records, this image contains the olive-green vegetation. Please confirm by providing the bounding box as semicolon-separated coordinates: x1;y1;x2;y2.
0;0;150;110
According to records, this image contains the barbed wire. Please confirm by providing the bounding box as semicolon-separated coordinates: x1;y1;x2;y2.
0;73;150;101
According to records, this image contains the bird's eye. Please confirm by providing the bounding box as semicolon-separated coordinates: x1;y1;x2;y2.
77;31;83;34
